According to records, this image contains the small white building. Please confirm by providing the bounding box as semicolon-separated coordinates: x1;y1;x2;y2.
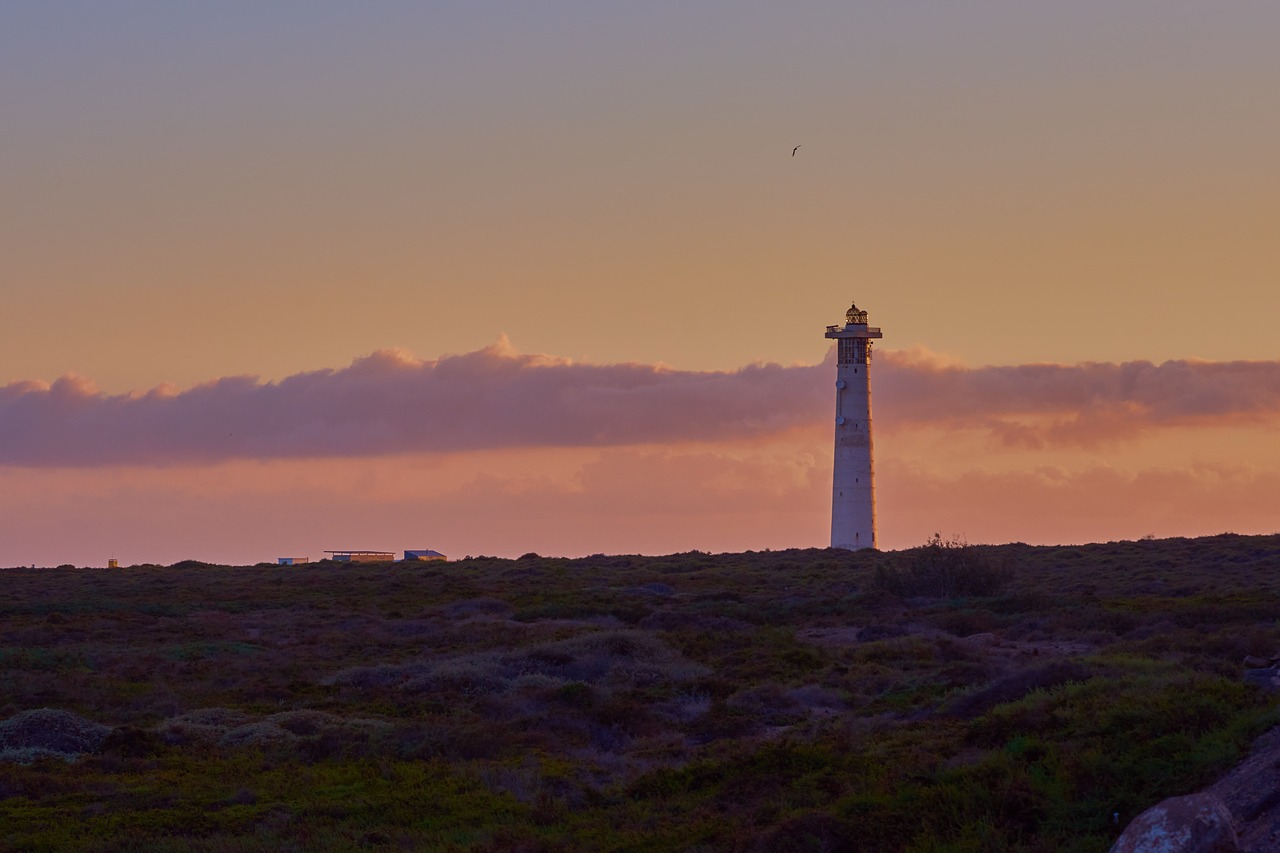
403;549;448;562
324;550;396;563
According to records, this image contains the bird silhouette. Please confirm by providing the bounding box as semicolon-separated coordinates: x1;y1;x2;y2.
792;145;801;157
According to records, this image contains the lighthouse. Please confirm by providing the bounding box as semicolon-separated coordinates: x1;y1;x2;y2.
826;302;882;550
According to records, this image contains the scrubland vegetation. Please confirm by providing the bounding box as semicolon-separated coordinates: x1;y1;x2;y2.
3;533;1280;851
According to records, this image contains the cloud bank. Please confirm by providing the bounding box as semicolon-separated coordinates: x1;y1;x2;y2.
0;339;826;466
5;341;1280;466
878;351;1280;447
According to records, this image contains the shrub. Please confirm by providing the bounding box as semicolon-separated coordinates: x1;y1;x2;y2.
874;534;1013;598
0;708;111;758
220;721;296;747
554;682;596;709
686;699;760;744
0;746;77;765
98;725;164;758
751;811;854;853
940;662;1093;719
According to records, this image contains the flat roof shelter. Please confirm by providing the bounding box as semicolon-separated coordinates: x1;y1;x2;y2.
277;557;309;566
324;550;396;563
403;549;447;562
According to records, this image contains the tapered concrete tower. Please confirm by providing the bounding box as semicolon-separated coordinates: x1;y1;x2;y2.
826;302;882;550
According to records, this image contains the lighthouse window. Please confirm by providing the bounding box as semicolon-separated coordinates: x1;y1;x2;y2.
838;338;871;365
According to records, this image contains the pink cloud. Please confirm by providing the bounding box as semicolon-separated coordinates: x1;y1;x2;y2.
0;339;827;466
877;352;1280;447
5;341;1280;467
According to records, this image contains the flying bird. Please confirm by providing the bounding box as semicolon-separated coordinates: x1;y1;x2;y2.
792;145;801;157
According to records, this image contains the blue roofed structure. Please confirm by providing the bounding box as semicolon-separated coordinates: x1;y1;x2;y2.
403;549;447;562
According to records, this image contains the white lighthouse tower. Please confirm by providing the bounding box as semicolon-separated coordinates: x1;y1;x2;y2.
826;302;883;550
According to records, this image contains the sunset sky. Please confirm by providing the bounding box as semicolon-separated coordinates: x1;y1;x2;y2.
4;2;1279;566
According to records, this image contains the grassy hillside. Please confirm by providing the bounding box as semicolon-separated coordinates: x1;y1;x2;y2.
3;534;1280;851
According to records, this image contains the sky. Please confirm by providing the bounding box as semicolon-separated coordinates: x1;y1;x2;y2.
3;2;1279;565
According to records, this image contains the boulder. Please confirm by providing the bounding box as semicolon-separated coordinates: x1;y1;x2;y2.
1110;793;1239;853
1207;725;1280;852
1243;668;1280;691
